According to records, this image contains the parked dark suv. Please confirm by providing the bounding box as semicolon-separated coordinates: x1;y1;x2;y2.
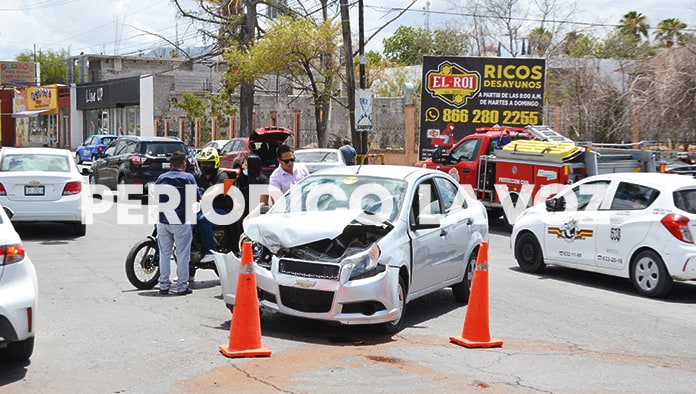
88;136;196;194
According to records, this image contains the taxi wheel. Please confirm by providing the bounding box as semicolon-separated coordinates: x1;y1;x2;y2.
452;247;477;303
630;250;673;297
380;276;406;334
75;152;83;164
515;232;546;273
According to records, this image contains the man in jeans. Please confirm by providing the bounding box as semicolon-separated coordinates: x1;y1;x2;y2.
155;151;197;296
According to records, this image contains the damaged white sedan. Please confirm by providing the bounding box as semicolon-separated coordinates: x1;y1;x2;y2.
213;165;488;333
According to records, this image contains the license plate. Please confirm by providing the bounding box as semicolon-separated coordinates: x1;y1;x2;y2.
25;185;45;196
162;162;170;169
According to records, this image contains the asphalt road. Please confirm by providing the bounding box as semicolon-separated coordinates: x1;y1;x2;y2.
2;199;696;393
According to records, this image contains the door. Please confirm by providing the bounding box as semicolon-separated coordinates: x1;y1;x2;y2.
447;137;483;187
410;179;446;293
543;179;611;267
593;181;659;270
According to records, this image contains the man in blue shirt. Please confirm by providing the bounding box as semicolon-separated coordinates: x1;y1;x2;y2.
155;151;197;296
339;139;357;165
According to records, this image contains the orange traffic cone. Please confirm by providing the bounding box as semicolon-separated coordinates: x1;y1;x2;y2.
219;241;272;358
449;241;503;348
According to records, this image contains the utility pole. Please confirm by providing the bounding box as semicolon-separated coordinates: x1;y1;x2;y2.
339;0;357;153
358;0;367;155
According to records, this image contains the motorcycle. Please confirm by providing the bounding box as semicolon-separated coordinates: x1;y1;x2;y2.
125;223;235;290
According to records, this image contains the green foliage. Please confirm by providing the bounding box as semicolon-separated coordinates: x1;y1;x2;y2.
382;26;468;65
654;18;688;47
556;32;599;57
528;27;553;56
618;11;650;42
223;15;339;90
597;31;652;59
172;92;206;122
15;48;68;85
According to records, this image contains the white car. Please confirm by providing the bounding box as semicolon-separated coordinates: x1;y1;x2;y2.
214;165;488;333
0;205;38;361
511;172;696;297
0;147;88;236
294;148;347;173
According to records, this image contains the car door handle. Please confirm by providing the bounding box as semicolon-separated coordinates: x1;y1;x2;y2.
461;168;469;173
440;228;448;236
466;217;473;226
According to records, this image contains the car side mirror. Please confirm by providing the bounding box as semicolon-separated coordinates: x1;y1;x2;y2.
431;147;443;163
81;167;92;176
546;196;565;212
3;206;13;219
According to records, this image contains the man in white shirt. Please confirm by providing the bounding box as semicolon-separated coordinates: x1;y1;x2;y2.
269;144;309;195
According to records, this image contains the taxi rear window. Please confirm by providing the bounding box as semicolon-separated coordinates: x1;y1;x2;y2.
674;190;696;213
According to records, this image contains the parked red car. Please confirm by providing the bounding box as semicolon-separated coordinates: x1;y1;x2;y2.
218;126;293;175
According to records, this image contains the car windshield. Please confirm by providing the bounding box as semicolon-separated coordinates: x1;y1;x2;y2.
142;142;186;157
295;151;338;163
673;189;696;213
272;175;407;222
0;154;69;172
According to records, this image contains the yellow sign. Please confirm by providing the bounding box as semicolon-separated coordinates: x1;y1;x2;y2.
26;86;57;111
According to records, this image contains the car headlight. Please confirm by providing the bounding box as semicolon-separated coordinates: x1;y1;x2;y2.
343;243;383;280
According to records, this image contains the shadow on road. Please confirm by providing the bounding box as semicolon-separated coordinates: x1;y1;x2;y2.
13;222;82;242
214;287;467;346
510;265;696;304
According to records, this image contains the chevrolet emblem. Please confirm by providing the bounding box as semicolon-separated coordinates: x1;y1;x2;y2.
295;279;316;288
29;180;40;185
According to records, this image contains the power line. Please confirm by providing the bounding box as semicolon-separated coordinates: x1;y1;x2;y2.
366;5;696;33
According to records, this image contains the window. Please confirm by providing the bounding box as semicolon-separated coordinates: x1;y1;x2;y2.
674;189;696;213
610;182;659;210
565;180;611;211
450;138;481;162
433;177;464;213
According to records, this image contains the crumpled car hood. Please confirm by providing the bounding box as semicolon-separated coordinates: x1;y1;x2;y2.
243;209;391;253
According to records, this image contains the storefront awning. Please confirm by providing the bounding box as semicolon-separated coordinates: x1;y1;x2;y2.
11;109;52;118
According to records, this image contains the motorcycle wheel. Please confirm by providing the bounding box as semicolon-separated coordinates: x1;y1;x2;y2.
125;238;160;290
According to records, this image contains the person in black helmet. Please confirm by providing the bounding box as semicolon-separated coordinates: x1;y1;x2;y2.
194;147;229;265
229;155;269;254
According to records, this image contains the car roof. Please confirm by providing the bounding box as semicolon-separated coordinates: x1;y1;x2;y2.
296;148;339;153
306;164;443;181
585;172;696;190
0;147;71;156
116;136;184;142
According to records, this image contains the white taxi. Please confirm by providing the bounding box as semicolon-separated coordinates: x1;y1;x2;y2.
511;172;696;297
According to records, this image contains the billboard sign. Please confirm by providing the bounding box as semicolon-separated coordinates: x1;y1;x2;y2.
0;61;37;86
419;56;546;160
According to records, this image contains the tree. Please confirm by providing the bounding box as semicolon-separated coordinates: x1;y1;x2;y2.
528;27;553;56
15;48;68;85
618;11;650;42
556;31;599;57
382;26;469;65
654;18;687;48
223;15;340;147
172;92;206;145
382;26;433;65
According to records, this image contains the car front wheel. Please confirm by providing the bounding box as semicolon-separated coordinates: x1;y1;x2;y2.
631;250;673;297
74;151;82;164
380;276;406;334
514;232;546;273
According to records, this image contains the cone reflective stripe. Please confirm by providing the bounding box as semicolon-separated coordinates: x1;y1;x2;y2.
450;241;503;348
219;241;271;358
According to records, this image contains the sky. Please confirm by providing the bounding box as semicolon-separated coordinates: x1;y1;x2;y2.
0;0;695;61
